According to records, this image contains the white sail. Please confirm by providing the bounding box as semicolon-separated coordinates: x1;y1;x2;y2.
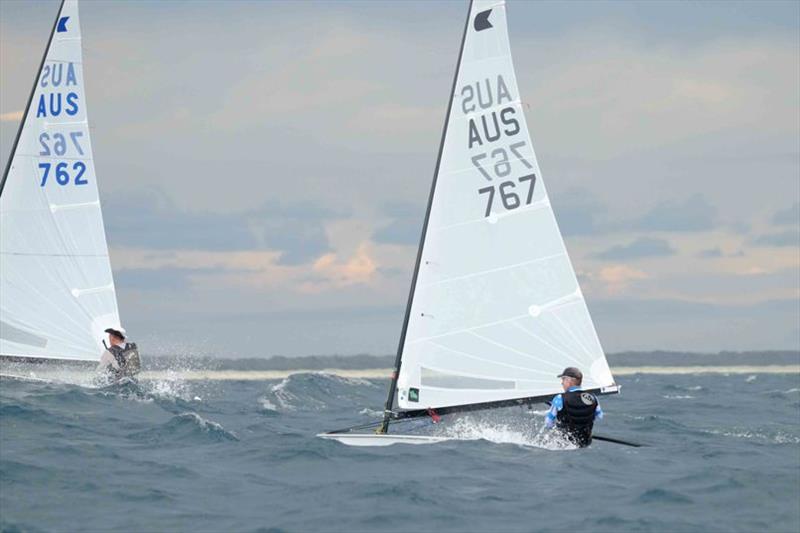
394;0;616;410
1;0;119;361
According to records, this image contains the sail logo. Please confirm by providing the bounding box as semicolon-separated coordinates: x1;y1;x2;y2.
474;9;493;32
57;16;69;33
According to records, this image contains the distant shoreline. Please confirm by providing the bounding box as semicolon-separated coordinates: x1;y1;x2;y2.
134;365;800;381
140;350;800;372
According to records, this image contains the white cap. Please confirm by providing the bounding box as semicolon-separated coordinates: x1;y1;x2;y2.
104;326;127;339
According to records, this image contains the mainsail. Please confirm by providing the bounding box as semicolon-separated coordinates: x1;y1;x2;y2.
382;0;616;424
0;0;120;361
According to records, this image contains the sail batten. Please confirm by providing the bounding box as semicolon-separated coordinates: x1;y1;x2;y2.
387;0;616;414
1;0;120;362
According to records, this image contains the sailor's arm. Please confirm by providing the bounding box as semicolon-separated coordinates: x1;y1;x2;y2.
96;349;119;372
544;394;563;428
595;402;604;421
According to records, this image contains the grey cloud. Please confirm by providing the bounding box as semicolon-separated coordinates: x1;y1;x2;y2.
552;190;612;237
650;267;799;301
555;191;719;237
105;189;342;265
247;202;346;265
114;267;224;291
749;229;800;248
772;203;799;226
373;202;424;246
592;237;676;260
697;247;723;258
696;247;746;259
590;297;799;351
631;194;716;232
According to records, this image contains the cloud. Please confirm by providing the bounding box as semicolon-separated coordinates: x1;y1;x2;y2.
114;267;224;290
697;247;723;258
596;265;649;294
111;243;379;297
306;243;378;292
750;229;800;248
591;297;800;351
772;203;799;226
695;247;744;259
105;189;341;265
552;190;612;236
631;194;716;232
520;33;800;161
592;237;676;260
0;110;22;122
372;202;424;246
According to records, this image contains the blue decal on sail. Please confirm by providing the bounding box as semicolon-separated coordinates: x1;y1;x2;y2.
57;16;69;33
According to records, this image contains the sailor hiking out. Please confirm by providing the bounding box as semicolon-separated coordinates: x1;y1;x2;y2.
545;367;603;447
97;327;141;381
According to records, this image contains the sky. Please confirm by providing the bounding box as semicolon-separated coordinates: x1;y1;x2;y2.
1;0;798;358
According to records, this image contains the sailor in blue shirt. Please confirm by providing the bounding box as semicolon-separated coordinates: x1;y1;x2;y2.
545;367;602;447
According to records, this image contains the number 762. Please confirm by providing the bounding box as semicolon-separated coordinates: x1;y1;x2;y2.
478;174;536;218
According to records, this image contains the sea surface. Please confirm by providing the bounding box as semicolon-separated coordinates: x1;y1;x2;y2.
1;368;799;532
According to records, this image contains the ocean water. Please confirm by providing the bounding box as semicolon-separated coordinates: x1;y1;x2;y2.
1;370;799;532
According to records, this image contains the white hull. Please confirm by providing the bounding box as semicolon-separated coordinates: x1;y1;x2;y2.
316;433;449;446
0;373;54;383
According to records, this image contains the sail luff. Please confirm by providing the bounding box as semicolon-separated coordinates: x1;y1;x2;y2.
379;0;476;434
0;0;66;197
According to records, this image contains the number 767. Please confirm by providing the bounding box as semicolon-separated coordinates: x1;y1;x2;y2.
478;174;536;218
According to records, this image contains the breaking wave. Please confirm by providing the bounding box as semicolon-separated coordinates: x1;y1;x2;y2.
129;413;239;444
258;372;379;412
437;416;577;451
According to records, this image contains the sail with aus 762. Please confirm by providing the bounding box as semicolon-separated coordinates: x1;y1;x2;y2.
0;0;120;362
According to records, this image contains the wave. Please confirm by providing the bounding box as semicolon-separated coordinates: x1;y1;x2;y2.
258;372;379;412
0;520;48;533
663;384;704;392
429;415;577;451
129;412;238;444
703;427;800;445
637;488;693;504
0;403;52;421
762;387;800;399
1;367;208;415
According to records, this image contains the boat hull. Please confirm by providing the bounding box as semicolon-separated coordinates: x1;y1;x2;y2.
316;433;448;446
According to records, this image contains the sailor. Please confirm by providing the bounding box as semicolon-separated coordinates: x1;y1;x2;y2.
97;326;141;380
545;367;603;447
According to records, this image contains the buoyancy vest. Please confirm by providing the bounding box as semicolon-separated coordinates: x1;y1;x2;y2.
555;391;598;447
108;342;141;378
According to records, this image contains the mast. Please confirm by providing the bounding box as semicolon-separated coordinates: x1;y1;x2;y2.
0;0;66;197
379;0;475;434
